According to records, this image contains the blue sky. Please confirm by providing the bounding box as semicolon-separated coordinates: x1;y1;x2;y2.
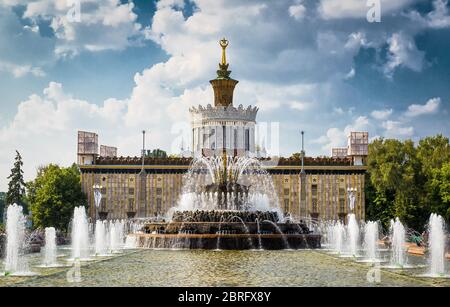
0;0;449;190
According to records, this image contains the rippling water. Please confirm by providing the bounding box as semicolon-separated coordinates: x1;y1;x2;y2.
2;248;449;287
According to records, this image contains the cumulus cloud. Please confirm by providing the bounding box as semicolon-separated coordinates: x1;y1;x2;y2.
19;0;144;57
0;82;127;186
0;61;45;78
0;81;178;187
371;108;393;120
314;116;371;153
404;97;441;117
382;120;414;138
344;67;355;79
383;32;425;78
289;1;306;21
289;100;311;111
406;0;450;29
318;0;414;20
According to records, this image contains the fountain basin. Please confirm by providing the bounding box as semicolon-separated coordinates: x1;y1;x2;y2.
132;233;321;250
144;221;309;235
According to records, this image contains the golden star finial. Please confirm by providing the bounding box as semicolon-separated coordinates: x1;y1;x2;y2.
219;37;229;65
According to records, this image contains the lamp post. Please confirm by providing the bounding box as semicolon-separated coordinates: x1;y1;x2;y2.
347;187;357;213
300;131;305;175
93;184;102;220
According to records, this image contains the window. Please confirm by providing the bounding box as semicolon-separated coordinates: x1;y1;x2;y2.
128;199;134;211
312;199;318;212
100;199;106;210
245;129;250;151
223;126;226;148
209;128;215;147
284;199;289;213
311;184;317;196
128;188;134;195
197;128;200;150
156;198;162;212
339;199;345;212
284;188;290;196
203;133;209;146
156;188;162;195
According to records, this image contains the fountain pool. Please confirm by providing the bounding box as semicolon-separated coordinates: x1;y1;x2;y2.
2;249;448;287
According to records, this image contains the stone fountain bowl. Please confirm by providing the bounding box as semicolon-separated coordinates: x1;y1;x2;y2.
133;210;321;250
171;210;280;223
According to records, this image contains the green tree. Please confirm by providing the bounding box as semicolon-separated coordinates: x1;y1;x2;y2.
417;135;450;223
27;163;87;231
429;162;450;223
416;134;450;177
365;138;427;231
0;192;6;223
290;152;302;159
145;149;167;158
6;150;27;213
366;135;450;232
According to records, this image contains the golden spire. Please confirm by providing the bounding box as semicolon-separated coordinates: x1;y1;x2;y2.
210;37;238;107
219;38;229;66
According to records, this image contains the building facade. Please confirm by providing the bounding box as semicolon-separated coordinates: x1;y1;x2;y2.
79;157;366;222
78;39;368;222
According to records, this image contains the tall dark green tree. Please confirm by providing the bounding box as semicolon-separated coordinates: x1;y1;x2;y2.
365;135;450;232
429;162;450;224
27;163;87;231
0;192;6;223
6;150;27;213
417;134;450;223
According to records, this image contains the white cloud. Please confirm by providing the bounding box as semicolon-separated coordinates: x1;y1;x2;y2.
383;32;425;78
404;97;441;117
344;67;355;79
406;0;450;29
0;61;45;78
289;1;306;21
0;82;149;188
333;107;345;115
371;108;393;120
318;0;414;20
382;120;414;138
315;116;371;153
289;100;311;111
21;0;144;57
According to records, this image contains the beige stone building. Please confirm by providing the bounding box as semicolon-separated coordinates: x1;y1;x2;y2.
79;156;366;222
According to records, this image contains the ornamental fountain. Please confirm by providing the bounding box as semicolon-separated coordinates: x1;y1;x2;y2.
132;155;320;250
129;38;320;250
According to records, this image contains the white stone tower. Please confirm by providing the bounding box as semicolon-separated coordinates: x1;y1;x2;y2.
190;38;258;158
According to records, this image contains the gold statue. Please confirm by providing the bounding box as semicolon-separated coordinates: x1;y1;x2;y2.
219;38;228;65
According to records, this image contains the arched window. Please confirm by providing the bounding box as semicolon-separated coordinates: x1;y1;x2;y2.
245;129;250;151
222;126;226;148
